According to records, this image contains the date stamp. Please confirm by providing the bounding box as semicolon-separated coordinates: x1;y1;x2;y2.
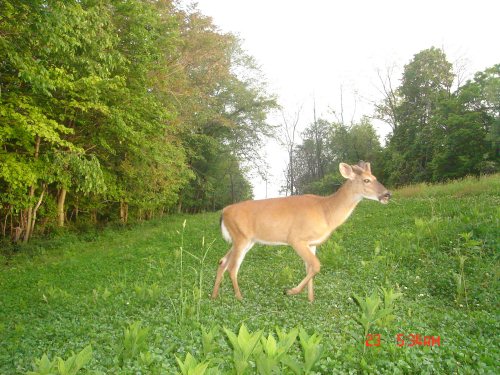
365;333;441;347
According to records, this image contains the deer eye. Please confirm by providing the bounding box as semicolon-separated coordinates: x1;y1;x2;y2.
363;179;371;183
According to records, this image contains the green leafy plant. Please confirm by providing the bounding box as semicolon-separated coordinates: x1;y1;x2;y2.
352;291;384;340
118;321;150;365
224;324;263;374
40;286;71;304
139;351;156;367
379;287;403;327
457;231;483;255
27;345;92;375
175;353;217;375
255;327;299;375
201;325;219;358
298;328;323;374
361;240;387;268
453;232;478;307
92;287;111;303
454;255;468;307
134;282;161;303
352;288;402;353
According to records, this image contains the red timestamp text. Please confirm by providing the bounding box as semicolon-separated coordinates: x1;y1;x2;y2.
365;333;441;347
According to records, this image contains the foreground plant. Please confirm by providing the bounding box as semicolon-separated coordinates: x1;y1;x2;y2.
353;287;402;353
298;329;323;374
255;327;299;374
117;321;150;365
224;324;263;374
453;232;479;308
201;325;219;358
454;255;468;308
219;325;323;375
27;345;92;375
175;353;217;375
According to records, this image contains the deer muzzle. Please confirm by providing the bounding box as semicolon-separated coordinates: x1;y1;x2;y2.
379;191;391;204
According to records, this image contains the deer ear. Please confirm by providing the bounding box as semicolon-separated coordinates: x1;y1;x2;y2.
339;163;355;180
365;162;371;173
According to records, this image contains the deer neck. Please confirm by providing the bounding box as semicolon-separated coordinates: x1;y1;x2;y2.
324;180;362;230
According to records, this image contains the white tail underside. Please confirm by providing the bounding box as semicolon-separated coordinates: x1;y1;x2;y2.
221;219;232;243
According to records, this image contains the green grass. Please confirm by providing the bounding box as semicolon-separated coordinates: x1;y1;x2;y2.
1;176;499;374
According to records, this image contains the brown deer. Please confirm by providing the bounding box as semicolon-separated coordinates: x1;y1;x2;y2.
212;161;391;302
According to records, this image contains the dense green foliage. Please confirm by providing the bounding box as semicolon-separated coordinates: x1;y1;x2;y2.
1;175;498;373
380;49;499;186
0;0;276;241
292;48;499;195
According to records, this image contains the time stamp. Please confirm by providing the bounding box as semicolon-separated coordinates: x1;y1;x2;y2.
366;334;441;347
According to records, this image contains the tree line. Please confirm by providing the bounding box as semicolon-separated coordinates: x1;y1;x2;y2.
0;0;276;242
1;2;498;244
287;48;499;196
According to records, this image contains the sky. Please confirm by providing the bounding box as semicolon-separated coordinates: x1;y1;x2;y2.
194;0;500;199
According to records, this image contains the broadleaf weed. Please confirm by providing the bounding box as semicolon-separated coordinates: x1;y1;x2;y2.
201;325;219;358
352;287;403;353
298;328;323;374
224;324;263;375
118;321;150;365
27;345;92;375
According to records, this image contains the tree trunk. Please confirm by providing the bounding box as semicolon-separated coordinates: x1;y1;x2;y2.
74;196;79;222
120;200;128;224
25;185;45;241
177;196;183;214
2;208;9;238
57;188;67;227
23;136;41;243
23;185;35;243
32;186;46;235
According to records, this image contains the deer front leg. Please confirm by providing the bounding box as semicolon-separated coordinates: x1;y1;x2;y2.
287;244;320;302
306;246;316;302
226;240;254;300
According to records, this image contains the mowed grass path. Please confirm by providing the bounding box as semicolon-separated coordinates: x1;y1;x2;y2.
1;176;499;373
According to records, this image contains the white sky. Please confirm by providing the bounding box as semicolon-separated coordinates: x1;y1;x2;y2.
194;0;500;199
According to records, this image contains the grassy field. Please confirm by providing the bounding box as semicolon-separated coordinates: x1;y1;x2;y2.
1;175;499;374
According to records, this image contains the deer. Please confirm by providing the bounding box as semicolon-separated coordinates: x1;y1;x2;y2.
211;161;391;302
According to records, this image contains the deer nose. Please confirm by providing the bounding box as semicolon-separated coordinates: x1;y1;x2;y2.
379;191;391;203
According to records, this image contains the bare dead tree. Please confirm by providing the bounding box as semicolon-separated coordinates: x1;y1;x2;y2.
453;54;471;91
331;85;345;125
330;85;359;127
279;106;302;196
312;96;324;179
374;64;400;131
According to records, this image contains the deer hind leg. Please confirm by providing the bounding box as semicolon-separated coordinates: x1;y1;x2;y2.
211;248;232;299
211;240;253;300
226;239;254;300
287;243;320;302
